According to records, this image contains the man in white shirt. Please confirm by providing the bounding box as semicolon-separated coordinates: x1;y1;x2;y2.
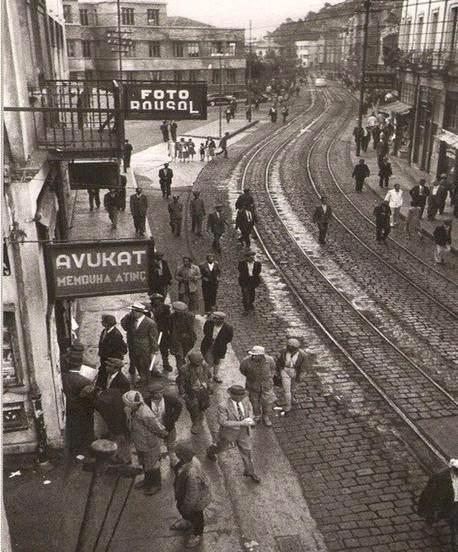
384;183;403;227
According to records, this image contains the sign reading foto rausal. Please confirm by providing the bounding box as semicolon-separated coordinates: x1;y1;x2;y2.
124;82;207;120
45;240;154;299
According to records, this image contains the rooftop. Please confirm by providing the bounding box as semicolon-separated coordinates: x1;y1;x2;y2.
166;16;214;28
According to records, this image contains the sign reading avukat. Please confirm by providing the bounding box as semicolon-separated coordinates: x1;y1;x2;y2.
45;240;155;299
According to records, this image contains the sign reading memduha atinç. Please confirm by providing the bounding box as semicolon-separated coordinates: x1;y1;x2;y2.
124;82;207;120
44;240;154;299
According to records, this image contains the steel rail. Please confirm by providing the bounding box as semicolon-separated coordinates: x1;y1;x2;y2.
238;86;452;466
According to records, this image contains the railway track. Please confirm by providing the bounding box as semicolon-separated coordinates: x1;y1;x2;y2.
238;83;457;466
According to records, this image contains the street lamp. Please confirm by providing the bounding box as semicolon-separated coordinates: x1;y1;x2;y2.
211;52;230;138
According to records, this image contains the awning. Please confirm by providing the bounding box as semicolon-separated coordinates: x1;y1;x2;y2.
378;100;412;116
437;129;458;148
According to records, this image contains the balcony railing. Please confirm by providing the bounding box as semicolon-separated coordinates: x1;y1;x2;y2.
398;48;457;73
32;79;123;158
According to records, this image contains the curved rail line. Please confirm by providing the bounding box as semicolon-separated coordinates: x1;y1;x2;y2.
239;86;454;466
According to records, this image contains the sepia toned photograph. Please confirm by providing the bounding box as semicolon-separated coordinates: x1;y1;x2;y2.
2;0;457;550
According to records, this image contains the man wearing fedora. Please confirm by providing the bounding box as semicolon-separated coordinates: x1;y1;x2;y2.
168;195;184;237
418;458;458;551
145;381;182;466
121;303;159;387
130;187;148;237
207;205;227;254
207;385;260;483
149;293;172;373
61;342;95;456
199;253;220;314
97;314;128;389
200;312;233;384
239;345;276;426
237;250;262;314
275;338;311;413
159;162;173;198
148;251;172;298
170;301;197;383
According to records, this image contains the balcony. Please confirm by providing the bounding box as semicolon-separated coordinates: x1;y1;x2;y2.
32;80;123;160
399;48;457;75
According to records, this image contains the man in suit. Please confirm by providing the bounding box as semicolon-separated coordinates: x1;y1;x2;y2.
61;342;95;456
206;385;260;483
121;302;158;387
168;195;184;237
123;139;133;173
207;205;227;254
410;179;430;219
373;199;391;243
94;357;131;464
200;312;233;384
159;163;173;198
352;159;370;192
97;314;128;388
216;131;230;158
175;256;201;312
239;345;276;426
148;251;172;297
418;458;458;551
237;250;262;314
199;254;220;313
103;188;120;230
145;381;182;467
149;293;172;373
235;205;255;248
169;301;196;379
275;338;311;413
312;195;333;245
190;190;206;236
130;188;148;237
235;188;256;214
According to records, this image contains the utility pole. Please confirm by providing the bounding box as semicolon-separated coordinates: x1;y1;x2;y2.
117;0;122;81
219;55;223;138
247;20;252;110
356;0;370;157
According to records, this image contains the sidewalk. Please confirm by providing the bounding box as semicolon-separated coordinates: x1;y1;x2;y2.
348;119;457;253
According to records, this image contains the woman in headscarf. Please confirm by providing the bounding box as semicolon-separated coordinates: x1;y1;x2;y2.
122;390;167;496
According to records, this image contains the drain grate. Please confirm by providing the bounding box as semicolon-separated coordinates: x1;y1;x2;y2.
275;535;305;552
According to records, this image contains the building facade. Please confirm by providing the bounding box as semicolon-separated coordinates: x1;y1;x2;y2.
3;0;70;454
64;0;246;93
397;0;458;181
295;39;323;68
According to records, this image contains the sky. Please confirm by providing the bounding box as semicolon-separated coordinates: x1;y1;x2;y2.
166;0;343;38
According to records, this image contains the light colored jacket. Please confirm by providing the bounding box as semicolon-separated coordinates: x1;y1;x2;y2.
217;396;254;446
128;403;166;453
174;457;211;514
239;354;275;392
175;264;201;294
384;189;403;209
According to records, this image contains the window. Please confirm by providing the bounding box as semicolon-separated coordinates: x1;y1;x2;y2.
3;240;11;276
147;8;159;25
67;40;76;57
3;312;20;387
188;42;199;57
444;94;458;131
228;42;236;56
150;71;162;81
416;16;424;50
212;69;221;84
450;7;458;53
121;8;135;25
149;41;161;57
189;70;199;82
174;70;183;82
63;4;72;23
226;69;236;84
82;40;92;58
126;41;136;57
173;42;184;57
429;11;439;49
403;19;412;50
211;41;223;54
79;8;89;26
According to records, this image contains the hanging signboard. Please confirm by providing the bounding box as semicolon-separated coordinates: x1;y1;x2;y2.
44;240;154;299
364;71;396;90
68;161;120;190
124;82;207;120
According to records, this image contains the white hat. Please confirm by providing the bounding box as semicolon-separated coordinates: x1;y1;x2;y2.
449;458;458;469
248;345;265;356
287;338;301;348
128;302;148;313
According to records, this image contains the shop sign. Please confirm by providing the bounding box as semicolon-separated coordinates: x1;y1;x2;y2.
45;240;154;299
68;161;120;190
124;82;207;120
364;71;395;90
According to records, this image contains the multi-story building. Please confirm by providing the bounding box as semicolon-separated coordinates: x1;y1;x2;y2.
64;0;246;93
252;36;283;59
3;0;70;455
397;0;457;181
295;38;322;69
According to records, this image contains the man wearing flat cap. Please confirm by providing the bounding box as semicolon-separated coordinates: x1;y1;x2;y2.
175;257;201;312
168;195;184;237
200;312;233;384
276;338;312;413
239;345;276;426
238;250;262;314
61;342;95;456
169;301;197;378
148;251;172;298
207;205;227;254
418;458;458;551
207;385;260;483
199;253;221;314
97;314;128;388
121;303;159;387
181;352;212;434
190;190;206;237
